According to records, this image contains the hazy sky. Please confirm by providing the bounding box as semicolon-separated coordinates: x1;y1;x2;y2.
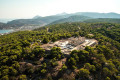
0;0;120;19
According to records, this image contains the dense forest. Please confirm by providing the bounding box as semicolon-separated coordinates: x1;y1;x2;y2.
0;22;120;80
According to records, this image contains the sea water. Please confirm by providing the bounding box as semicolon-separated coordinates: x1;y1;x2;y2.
0;29;13;34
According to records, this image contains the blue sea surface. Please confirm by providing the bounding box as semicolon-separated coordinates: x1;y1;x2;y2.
0;29;13;34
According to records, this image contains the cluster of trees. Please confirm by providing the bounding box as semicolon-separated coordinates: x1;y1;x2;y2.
67;44;120;80
0;22;120;80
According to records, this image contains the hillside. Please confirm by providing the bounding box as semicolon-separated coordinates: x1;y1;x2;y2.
84;18;120;23
50;15;92;24
0;22;120;80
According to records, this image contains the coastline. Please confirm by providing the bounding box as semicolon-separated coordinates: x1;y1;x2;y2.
0;29;14;35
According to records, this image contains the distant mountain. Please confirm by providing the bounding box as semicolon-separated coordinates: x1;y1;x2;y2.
0;22;6;29
0;22;5;25
33;15;42;19
50;15;92;24
73;12;120;18
84;18;120;23
55;12;68;16
50;12;120;24
6;15;66;28
0;12;120;29
0;19;14;23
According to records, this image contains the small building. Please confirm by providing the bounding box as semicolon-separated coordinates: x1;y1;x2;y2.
40;36;98;54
